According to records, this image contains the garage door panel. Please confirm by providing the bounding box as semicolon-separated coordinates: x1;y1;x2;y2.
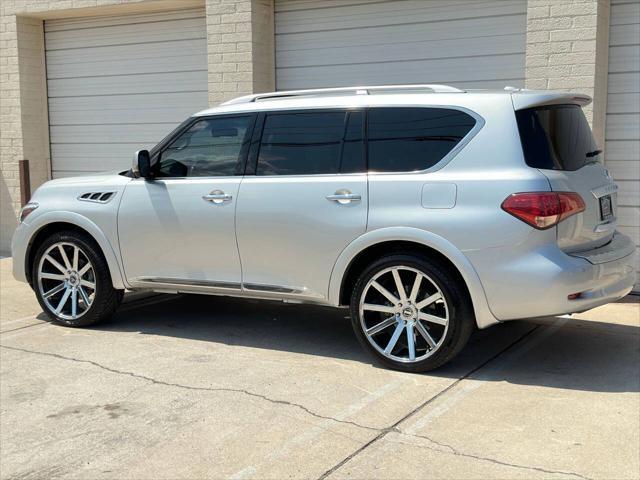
275;0;526;90
608;45;640;73
276;0;526;34
277;33;525;68
277;54;525;90
47;70;208;98
616;180;640;207
46;9;207;178
606;92;640;114
50;123;178;144
605;113;640;140
609;23;640;46
605;159;640;180
46;41;206;79
607;72;640;94
610;0;640;26
45;17;205;50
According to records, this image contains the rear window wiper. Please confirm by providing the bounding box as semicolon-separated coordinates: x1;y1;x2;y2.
586;149;602;158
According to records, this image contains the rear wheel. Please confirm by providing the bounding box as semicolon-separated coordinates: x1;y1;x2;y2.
350;254;474;372
32;231;123;327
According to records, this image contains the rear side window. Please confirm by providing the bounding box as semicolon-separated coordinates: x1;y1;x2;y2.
257;111;364;175
516;104;598;171
367;107;476;172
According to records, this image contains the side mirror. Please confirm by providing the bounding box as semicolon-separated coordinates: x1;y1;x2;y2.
133;150;152;179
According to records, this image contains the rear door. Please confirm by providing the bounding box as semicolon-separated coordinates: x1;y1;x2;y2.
235;109;367;300
516;104;618;252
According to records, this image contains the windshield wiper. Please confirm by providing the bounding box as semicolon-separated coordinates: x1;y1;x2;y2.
586;149;602;158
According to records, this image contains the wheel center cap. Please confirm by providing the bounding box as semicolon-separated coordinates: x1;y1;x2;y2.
68;272;79;286
401;306;416;319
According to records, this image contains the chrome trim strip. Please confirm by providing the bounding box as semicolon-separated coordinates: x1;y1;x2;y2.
591;183;618;199
242;283;306;295
133;277;241;290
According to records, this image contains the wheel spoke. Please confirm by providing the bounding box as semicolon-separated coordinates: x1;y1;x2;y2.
366;316;398;336
58;245;72;270
392;269;407;302
406;322;416;360
418;312;447;326
384;320;405;354
80;279;95;289
44;255;67;274
409;273;423;302
416;292;442;310
362;303;396;314
71;289;78;318
44;282;66;299
415;321;437;349
371;281;400;305
78;263;92;277
55;288;72;313
72;246;79;271
40;272;66;281
78;286;91;307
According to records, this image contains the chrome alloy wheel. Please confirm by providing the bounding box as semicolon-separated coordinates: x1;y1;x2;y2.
37;242;96;320
359;266;449;363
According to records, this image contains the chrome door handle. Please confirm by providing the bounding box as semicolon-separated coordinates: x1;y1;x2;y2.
202;190;232;204
326;191;361;204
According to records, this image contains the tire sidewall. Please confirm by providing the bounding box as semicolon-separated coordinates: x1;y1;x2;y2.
349;254;473;372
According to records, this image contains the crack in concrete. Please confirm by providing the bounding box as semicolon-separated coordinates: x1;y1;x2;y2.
0;344;378;433
317;325;541;480
393;432;593;480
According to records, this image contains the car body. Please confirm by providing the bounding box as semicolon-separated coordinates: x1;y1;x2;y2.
12;84;637;371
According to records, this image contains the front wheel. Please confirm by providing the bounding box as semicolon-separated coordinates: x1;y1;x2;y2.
350;254;474;372
32;231;123;327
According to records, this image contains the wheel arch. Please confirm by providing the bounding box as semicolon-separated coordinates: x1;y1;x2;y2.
24;213;126;290
329;227;499;329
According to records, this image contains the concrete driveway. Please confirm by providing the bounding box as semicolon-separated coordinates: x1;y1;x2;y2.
1;257;639;480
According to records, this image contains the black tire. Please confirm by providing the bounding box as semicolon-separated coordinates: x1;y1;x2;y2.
349;254;474;373
32;230;123;327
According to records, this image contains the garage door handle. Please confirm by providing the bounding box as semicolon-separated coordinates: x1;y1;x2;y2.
203;191;232;204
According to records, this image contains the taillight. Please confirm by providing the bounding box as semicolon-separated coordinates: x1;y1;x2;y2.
501;192;585;229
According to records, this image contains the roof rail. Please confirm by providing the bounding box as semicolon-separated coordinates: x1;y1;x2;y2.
221;84;464;106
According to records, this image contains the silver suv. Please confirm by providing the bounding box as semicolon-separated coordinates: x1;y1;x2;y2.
12;85;637;372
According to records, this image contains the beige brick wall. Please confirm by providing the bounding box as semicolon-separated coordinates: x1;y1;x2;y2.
0;0;274;254
525;0;611;147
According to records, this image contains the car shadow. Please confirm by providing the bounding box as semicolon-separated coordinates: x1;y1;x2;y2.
90;293;640;394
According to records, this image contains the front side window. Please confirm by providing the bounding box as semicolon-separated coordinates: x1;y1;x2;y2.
156;116;253;177
256;111;364;175
367;107;477;172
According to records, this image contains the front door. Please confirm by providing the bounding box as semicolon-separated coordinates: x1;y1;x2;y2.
118;114;255;290
236;110;368;300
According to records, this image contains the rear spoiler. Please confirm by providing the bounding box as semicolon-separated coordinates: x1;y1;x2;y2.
510;90;592;110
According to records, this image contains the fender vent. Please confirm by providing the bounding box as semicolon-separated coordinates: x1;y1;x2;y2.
78;191;115;203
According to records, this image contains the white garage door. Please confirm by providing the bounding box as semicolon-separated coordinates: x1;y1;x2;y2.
45;9;208;178
606;0;640;290
275;0;527;90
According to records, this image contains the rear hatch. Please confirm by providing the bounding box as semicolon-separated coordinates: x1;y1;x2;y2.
515;102;617;253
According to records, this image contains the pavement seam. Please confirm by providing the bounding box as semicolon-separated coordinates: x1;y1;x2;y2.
392;432;593;480
317;324;541;480
0;322;46;334
0;344;378;433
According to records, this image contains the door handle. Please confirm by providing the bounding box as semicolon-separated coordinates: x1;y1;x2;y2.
326;191;361;205
202;190;232;204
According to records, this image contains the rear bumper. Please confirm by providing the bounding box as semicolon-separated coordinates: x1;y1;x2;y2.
466;232;637;321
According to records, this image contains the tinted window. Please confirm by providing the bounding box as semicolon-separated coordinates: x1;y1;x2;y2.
257;111;363;175
516;105;598;171
157;116;252;177
367;107;476;172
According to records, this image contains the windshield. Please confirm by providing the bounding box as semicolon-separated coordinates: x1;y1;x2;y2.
516;104;599;171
